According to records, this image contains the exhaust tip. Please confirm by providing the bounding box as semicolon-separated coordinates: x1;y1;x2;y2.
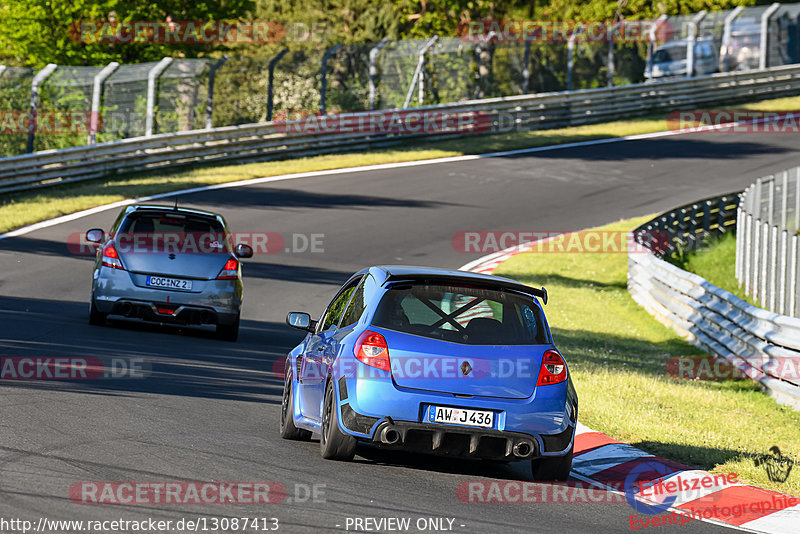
119;302;133;316
513;440;533;458
380;427;401;445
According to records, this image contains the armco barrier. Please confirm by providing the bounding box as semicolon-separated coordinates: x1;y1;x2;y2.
2;64;800;194
629;194;800;410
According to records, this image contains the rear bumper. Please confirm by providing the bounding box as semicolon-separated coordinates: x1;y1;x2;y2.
92;265;241;324
333;368;577;459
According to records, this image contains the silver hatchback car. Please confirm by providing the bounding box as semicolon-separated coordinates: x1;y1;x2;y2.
86;204;253;341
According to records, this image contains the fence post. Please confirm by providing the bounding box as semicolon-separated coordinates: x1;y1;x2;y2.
368;38;390;111
791;235;799;317
145;57;173;137
88;62;119;145
744;212;752;293
686;11;707;78
320;44;342;115
736;204;743;280
722;7;743;72
522;41;531;93
645;15;667;80
403;36;438;109
753;219;761;302
779;229;788;314
205;55;229;130
26;63;57;153
567;25;585;91
266;48;289;122
760;3;781;70
0;65;6;78
768;177;775;225
607;23;616;87
795;166;800;232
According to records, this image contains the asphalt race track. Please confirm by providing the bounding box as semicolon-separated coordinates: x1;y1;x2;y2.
2;132;799;534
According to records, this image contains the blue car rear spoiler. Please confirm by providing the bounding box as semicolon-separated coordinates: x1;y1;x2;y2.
382;273;548;305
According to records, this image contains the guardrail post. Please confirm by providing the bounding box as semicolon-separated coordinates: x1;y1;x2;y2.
404;36;438;108
26;63;57;153
760;3;781;70
744;212;753;293
722;7;743;72
205;55;229;129
781;170;789;228
686;11;707;78
88;61;119;145
320;44;342;115
368;38;390;111
0;65;6;78
567;25;585;91
736;205;743;280
145;57;173;137
753;218;761;302
267;48;289;122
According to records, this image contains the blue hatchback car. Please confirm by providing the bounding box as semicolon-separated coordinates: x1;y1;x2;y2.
280;266;578;480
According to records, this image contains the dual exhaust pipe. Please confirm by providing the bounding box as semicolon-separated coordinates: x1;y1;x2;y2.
377;423;534;459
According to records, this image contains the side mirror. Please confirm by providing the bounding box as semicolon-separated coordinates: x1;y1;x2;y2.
235;243;253;258
86;229;105;243
286;312;315;332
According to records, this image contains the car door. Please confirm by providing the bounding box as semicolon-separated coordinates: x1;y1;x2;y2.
298;276;363;419
321;275;374;381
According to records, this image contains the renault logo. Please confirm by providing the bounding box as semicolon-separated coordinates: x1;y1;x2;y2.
461;361;472;376
168;253;176;260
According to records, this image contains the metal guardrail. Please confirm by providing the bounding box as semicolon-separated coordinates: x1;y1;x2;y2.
735;167;800;318
630;193;800;410
2;64;800;195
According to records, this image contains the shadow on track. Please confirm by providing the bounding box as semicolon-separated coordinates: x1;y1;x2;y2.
0;295;299;403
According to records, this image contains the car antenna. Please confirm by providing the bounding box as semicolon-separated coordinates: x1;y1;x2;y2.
173;196;179;210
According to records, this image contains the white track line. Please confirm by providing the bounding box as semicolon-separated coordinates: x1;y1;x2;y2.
1;116;761;241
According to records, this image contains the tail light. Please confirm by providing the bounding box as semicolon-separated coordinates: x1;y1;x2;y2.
354;331;390;372
101;243;125;270
216;258;239;279
537;349;567;386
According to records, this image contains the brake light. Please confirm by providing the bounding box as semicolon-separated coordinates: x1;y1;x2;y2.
537;349;567;386
101;243;125;270
216;258;239;279
354;331;390;372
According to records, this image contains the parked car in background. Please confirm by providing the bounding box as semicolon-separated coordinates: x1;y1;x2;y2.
647;38;718;79
721;22;762;71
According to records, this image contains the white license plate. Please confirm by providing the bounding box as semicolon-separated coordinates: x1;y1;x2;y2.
146;276;192;290
427;405;493;428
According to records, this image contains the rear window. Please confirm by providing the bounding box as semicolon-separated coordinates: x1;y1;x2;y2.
372;283;548;345
654;45;686;63
116;212;228;253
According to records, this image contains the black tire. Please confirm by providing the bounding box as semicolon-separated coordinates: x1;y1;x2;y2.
217;314;240;341
88;296;107;326
531;446;573;482
280;371;312;441
320;380;356;460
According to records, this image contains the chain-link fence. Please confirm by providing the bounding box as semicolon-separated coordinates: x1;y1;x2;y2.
3;3;800;158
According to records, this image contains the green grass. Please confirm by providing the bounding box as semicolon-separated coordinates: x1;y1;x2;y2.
4;94;800;234
494;217;800;496
671;232;758;306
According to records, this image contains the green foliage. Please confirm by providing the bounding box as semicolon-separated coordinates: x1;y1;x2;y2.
0;0;254;67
